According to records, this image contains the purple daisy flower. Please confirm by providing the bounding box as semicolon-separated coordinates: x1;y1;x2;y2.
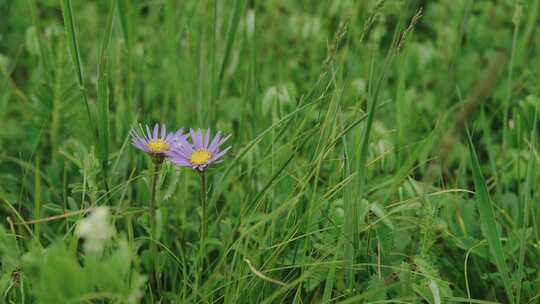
131;123;186;157
167;128;231;171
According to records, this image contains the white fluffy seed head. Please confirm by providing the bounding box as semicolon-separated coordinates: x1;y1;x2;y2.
76;207;114;254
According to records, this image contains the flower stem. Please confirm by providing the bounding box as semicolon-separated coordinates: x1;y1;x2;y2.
149;162;161;293
198;171;208;287
200;171;208;240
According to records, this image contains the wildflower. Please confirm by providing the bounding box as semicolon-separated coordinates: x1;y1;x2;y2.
76;207;114;254
131;123;186;163
167;128;231;172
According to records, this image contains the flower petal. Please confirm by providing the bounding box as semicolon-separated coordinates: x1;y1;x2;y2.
170;157;191;167
218;134;231;146
212;146;231;161
196;129;204;150
160;124;167;139
204;128;211;150
190;129;202;150
153;124;159;139
208;131;221;152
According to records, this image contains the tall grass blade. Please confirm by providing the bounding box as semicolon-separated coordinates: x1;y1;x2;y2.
116;0;135;126
345;5;411;288
60;0;97;140
342;137;356;288
97;2;116;200
502;0;523;159
33;156;41;243
467;130;514;303
116;0;131;46
215;0;244;98
516;112;537;303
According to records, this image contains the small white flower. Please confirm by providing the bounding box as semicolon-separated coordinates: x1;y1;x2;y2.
77;207;114;254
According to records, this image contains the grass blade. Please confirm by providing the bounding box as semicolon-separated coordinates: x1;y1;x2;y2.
516;112;537;303
467;130;514;303
96;2;115;199
215;0;244;98
342;136;357;287
343;4;413;289
33;156;41;243
116;0;131;46
60;0;97;140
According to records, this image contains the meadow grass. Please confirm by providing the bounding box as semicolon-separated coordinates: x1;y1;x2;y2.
1;0;540;303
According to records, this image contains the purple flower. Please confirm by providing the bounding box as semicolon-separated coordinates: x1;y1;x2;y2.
131;123;186;156
167;128;231;171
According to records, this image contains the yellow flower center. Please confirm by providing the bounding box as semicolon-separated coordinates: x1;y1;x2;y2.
147;139;168;154
191;150;212;166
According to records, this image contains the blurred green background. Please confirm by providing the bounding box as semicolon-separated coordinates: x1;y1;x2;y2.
1;0;540;303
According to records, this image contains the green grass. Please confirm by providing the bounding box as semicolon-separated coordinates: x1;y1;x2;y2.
1;0;540;303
